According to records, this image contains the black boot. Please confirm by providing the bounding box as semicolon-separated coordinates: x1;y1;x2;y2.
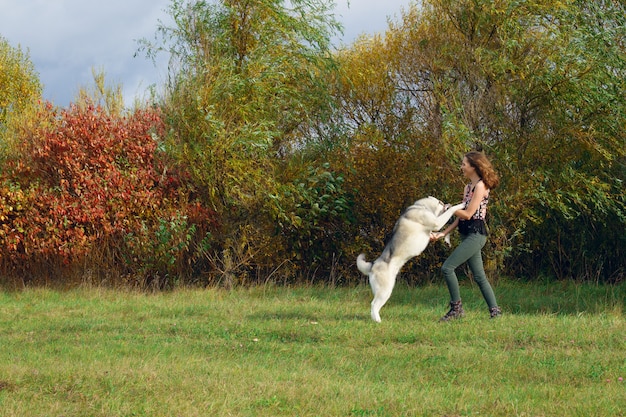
440;300;465;321
489;306;502;319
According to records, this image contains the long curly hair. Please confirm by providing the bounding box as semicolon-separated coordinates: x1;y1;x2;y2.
465;151;500;190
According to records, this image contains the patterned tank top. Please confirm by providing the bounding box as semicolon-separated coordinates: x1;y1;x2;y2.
463;180;489;220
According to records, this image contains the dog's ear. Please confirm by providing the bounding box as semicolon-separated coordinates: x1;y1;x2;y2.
424;196;442;212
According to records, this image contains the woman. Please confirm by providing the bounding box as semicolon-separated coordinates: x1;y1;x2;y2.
430;151;502;320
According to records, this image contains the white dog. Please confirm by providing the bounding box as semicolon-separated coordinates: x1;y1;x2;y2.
357;197;464;322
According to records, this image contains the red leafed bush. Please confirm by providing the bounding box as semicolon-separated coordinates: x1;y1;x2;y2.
0;102;216;284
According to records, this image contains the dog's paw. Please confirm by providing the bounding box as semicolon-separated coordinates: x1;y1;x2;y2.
444;234;451;246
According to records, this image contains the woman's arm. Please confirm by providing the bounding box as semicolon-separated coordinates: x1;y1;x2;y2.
454;181;487;221
430;217;459;241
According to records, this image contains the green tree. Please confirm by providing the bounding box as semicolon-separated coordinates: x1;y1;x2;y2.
511;0;626;280
139;0;344;281
425;0;624;280
335;0;625;281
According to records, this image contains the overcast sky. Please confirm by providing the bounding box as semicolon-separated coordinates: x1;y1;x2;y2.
0;0;412;107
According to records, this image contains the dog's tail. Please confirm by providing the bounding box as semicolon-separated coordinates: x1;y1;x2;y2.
356;254;373;275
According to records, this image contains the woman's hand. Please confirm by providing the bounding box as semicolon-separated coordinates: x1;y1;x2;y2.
430;232;445;241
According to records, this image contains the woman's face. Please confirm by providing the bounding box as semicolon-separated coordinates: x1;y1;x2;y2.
460;157;476;178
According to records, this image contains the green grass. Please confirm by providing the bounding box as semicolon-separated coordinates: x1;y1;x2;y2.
0;280;624;416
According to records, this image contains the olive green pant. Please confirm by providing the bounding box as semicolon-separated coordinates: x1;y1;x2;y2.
442;233;498;308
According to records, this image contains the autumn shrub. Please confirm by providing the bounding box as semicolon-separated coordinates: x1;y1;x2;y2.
0;102;216;286
495;163;626;283
264;162;354;282
4;0;623;287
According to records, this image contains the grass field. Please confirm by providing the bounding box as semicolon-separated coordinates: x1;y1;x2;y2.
0;280;624;416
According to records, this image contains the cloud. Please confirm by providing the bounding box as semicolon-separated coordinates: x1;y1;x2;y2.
334;0;409;44
0;0;411;107
1;0;170;105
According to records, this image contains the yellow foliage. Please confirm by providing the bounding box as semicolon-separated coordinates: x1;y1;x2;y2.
75;68;125;116
0;36;42;162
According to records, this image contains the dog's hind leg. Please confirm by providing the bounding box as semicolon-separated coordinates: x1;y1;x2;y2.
369;265;399;322
371;288;392;323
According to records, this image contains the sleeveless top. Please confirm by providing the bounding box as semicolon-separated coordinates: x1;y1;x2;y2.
458;180;489;235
